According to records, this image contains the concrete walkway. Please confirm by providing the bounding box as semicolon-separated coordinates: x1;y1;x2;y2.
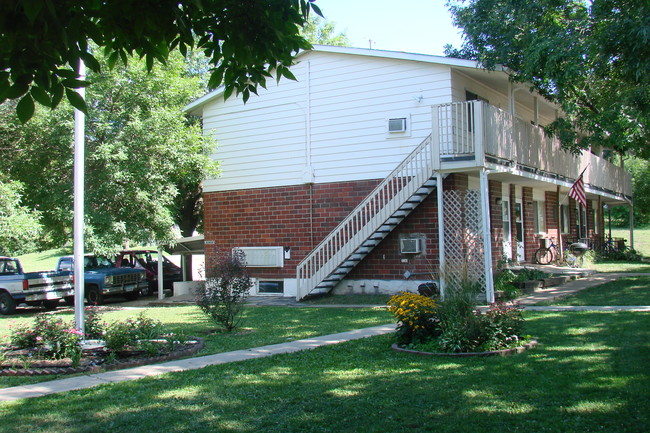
2;270;649;402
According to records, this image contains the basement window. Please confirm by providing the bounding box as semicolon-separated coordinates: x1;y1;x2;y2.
258;280;284;294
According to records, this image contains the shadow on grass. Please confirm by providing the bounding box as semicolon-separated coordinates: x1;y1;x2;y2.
2;311;648;433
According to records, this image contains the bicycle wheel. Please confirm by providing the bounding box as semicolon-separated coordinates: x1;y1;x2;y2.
535;247;554;265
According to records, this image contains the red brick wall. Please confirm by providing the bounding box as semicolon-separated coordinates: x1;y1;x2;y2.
203;179;380;279
545;190;560;243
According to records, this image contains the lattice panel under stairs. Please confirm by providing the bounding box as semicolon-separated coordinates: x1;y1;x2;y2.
442;190;486;291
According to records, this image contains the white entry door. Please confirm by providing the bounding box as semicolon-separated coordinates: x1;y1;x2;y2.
502;200;512;260
514;200;525;261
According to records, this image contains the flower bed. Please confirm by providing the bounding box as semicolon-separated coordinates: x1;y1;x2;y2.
0;308;203;376
388;284;533;355
0;337;204;376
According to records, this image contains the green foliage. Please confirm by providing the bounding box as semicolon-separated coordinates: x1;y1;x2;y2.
389;281;528;353
493;269;520;300
103;312;165;354
0;179;43;255
447;0;650;156
197;250;252;332
300;16;350;46
0;50;219;251
84;307;106;340
0;0;320;122
8;313;83;365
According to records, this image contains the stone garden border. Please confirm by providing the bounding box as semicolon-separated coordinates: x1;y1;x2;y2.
391;339;538;357
0;337;204;376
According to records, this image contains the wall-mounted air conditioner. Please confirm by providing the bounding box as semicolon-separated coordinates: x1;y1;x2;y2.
388;117;407;133
400;238;420;254
235;247;284;267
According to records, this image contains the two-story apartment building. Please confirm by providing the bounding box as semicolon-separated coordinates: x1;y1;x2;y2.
185;45;632;302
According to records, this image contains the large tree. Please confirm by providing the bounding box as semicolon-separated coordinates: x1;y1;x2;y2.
0;51;218;254
0;0;321;122
446;0;649;157
0;179;43;256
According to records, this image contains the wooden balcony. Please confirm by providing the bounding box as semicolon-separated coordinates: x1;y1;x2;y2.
432;101;632;199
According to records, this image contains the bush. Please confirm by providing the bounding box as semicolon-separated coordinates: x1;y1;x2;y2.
103;312;165;353
84;306;106;339
8;313;83;365
387;292;439;345
197;249;252;332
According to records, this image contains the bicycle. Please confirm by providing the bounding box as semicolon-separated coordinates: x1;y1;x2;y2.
534;238;561;265
534;238;583;268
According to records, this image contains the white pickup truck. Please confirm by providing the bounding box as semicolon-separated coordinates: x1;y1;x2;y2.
0;256;74;315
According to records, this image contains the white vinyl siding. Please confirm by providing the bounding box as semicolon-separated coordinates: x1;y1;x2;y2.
202;51;452;192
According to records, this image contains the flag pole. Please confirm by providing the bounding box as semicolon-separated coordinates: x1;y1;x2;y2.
73;60;86;336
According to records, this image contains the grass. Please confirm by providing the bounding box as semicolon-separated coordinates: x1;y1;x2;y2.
303;294;392;305
15;247;72;272
535;275;650;306
0;305;392;389
0;310;648;432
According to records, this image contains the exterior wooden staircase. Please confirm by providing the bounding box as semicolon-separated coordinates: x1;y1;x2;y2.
296;134;440;300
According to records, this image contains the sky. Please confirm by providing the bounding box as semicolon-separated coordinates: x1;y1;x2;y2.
314;0;465;56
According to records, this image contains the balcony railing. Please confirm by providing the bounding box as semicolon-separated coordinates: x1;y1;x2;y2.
433;101;632;198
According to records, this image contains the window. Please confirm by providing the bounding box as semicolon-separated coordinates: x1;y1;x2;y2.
561;205;570;234
533;201;546;233
258;280;284;294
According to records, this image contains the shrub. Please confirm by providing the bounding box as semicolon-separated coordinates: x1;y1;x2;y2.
389;279;529;353
103;312;165;353
197;249;252;332
8;313;83;364
478;302;526;351
84;306;106;339
387;292;439;345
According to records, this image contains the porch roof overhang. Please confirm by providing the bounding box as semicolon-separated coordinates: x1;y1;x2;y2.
166;235;205;255
483;161;632;206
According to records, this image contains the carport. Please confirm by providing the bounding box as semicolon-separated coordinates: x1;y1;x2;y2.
160;235;205;298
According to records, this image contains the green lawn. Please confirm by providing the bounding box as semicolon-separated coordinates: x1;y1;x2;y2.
0;311;648;433
0;305;392;389
535;275;650;306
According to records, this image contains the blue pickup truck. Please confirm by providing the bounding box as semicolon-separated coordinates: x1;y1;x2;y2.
0;256;74;315
56;255;147;305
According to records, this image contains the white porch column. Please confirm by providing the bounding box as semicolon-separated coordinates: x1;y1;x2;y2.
480;169;495;303
158;245;165;300
436;171;445;300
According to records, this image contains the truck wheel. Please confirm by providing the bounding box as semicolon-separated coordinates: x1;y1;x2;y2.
0;292;17;315
140;283;154;297
86;286;104;305
43;299;60;311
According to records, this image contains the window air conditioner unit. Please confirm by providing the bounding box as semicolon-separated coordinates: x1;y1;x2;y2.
400;238;420;254
235;247;284;267
388;117;407;133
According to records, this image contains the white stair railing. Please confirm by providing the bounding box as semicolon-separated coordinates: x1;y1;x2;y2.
296;134;435;299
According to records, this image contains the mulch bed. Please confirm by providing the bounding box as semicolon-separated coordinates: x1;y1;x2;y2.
0;338;204;376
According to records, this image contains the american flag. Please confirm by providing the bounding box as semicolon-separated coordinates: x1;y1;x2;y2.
569;174;587;207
